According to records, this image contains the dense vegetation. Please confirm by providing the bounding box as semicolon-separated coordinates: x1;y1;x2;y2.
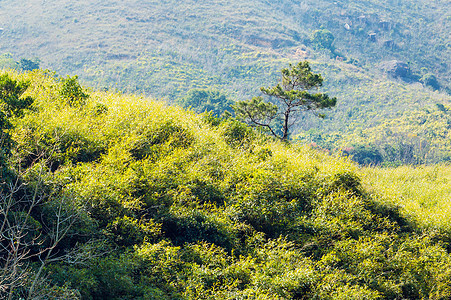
1;0;451;297
1;69;451;299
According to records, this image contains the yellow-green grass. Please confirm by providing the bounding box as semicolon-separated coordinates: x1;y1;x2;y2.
360;165;451;232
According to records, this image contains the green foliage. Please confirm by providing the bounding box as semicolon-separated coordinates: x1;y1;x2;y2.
0;73;34;179
201;111;223;127
4;70;451;299
234;61;337;140
178;89;234;117
420;73;440;90
0;73;34;117
220;118;256;148
342;144;384;166
60;75;89;107
232;96;278;136
106;216;161;247
260;61;337;113
0;54;40;71
319;234;451;299
128;120;194;161
311;29;335;51
18;58;40;71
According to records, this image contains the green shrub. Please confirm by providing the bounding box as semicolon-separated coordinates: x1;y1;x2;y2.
106;216;161;247
60;75;89;107
221;119;255;148
161;207;233;249
129;120;193;160
16;126;106;169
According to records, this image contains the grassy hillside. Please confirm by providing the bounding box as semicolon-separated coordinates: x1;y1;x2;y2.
1;0;450;165
361;165;451;232
2;69;451;299
1;0;449;91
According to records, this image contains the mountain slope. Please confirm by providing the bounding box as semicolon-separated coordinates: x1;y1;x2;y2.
1;69;451;298
0;0;450;162
0;0;449;94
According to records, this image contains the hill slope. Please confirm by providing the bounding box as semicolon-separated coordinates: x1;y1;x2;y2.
1;70;451;298
0;0;449;91
1;0;450;165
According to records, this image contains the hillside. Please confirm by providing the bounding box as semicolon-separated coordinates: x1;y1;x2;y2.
1;0;450;165
0;0;449;93
1;69;451;299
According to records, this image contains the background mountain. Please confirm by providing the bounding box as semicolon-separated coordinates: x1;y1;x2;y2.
0;0;450;163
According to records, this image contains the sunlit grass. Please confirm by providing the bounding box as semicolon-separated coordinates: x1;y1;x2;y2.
360;165;451;231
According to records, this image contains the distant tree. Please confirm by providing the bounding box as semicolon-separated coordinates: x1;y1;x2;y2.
420;74;440;90
233;61;337;140
60;75;89;107
341;144;384;166
0;55;40;71
179;89;233;117
311;29;335;51
18;58;40;71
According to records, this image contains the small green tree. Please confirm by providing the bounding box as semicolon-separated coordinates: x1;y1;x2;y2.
311;29;335;51
420;74;440;90
178;89;233;117
233;61;337;140
18;58;40;71
60;75;89;107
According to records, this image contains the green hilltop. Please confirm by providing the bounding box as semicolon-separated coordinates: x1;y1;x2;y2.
1;69;451;299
